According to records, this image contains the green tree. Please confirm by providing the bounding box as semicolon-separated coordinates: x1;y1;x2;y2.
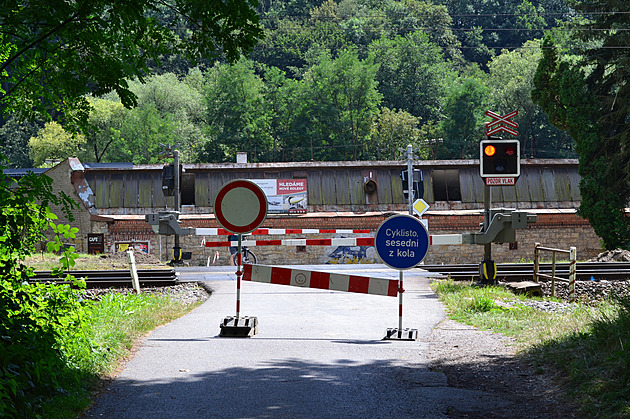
261;65;304;161
127;74;208;163
439;76;488;159
28;122;86;167
80;98;126;163
82;74;209;163
199;59;273;162
532;35;630;249
0;167;82;416
487;40;574;158
0;0;263;128
369;32;455;122
298;48;382;160
382;0;463;64
0;115;40;168
569;0;630;167
437;0;570;67
369;107;423;160
107;103;178;164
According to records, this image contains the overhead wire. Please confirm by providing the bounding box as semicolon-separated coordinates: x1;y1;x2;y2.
247;9;630;50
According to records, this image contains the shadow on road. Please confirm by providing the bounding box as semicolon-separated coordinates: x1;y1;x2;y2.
83;355;555;418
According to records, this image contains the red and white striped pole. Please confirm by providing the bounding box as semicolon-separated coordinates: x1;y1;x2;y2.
398;270;404;330
236;234;243;319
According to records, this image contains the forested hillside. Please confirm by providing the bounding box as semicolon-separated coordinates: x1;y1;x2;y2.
0;0;589;166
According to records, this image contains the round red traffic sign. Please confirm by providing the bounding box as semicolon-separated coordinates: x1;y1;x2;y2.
214;180;268;234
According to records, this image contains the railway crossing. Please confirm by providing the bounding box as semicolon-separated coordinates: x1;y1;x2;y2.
145;129;539;338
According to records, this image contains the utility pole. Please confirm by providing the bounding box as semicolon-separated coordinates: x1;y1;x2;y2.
173;149;181;262
159;143;183;263
406;145;414;216
482;183;492;275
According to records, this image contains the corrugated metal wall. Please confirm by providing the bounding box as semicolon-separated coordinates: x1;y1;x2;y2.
84;162;581;209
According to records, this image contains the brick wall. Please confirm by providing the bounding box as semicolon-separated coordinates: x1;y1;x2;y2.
101;210;602;266
45;161;93;252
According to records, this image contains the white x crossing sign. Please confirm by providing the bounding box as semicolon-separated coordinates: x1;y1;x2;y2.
485;110;519;137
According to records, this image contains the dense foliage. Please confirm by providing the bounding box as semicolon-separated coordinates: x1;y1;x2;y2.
0;0;263;130
0;166;86;416
0;2;264;415
1;0;579;164
532;0;630;250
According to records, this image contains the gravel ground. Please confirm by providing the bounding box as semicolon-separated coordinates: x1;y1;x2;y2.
424;319;582;418
423;275;630;419
80;282;210;305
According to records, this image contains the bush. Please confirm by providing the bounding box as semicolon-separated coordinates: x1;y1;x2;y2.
0;164;85;416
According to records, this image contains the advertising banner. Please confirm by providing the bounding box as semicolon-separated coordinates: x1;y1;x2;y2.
87;233;104;254
250;179;307;214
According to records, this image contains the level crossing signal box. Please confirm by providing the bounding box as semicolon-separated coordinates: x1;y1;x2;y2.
479;138;520;178
162;164;175;196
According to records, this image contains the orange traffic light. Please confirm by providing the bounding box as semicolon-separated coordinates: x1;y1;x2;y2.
480;139;520;178
484;144;496;156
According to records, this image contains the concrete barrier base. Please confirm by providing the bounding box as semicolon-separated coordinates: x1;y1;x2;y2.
383;328;418;341
219;316;258;337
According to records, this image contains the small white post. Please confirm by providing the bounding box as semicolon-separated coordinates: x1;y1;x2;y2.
127;249;141;293
568;246;577;303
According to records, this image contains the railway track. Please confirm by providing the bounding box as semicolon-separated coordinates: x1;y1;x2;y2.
421;262;630;282
30;269;179;288
28;262;630;287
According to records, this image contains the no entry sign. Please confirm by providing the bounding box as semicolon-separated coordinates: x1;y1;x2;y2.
375;214;429;270
214;180;268;234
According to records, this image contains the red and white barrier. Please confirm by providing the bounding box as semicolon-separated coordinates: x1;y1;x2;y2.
429;234;463;245
204;234;464;248
205;237;375;248
195;228;371;236
242;264;399;297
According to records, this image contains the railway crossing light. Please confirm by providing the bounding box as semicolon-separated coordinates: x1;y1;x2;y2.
480;138;520;178
401;169;423;200
162;164;175;196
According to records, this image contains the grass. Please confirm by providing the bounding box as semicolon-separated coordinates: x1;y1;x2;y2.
41;291;202;418
20;253;202;418
432;279;630;418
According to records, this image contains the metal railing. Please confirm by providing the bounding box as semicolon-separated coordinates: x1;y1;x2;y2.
533;242;577;302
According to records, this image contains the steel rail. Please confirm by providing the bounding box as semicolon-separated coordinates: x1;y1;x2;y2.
421;262;630;282
29;269;179;288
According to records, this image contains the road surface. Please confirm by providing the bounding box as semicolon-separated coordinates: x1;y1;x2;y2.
85;265;513;418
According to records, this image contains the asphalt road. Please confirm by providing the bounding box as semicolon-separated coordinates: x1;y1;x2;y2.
84;265;512;418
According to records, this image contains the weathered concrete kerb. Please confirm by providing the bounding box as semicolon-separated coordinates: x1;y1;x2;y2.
84;265;516;418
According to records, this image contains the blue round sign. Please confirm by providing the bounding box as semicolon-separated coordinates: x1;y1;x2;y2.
375;214;429;270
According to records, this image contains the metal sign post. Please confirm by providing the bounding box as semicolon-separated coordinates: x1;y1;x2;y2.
214;180;268;337
374;214;429;340
236;233;243;319
479;110;520;284
398;270;404;331
406;145;414;216
481;183;494;284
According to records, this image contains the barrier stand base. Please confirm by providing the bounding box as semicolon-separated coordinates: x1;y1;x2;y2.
219;316;258;337
383;328;418;341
